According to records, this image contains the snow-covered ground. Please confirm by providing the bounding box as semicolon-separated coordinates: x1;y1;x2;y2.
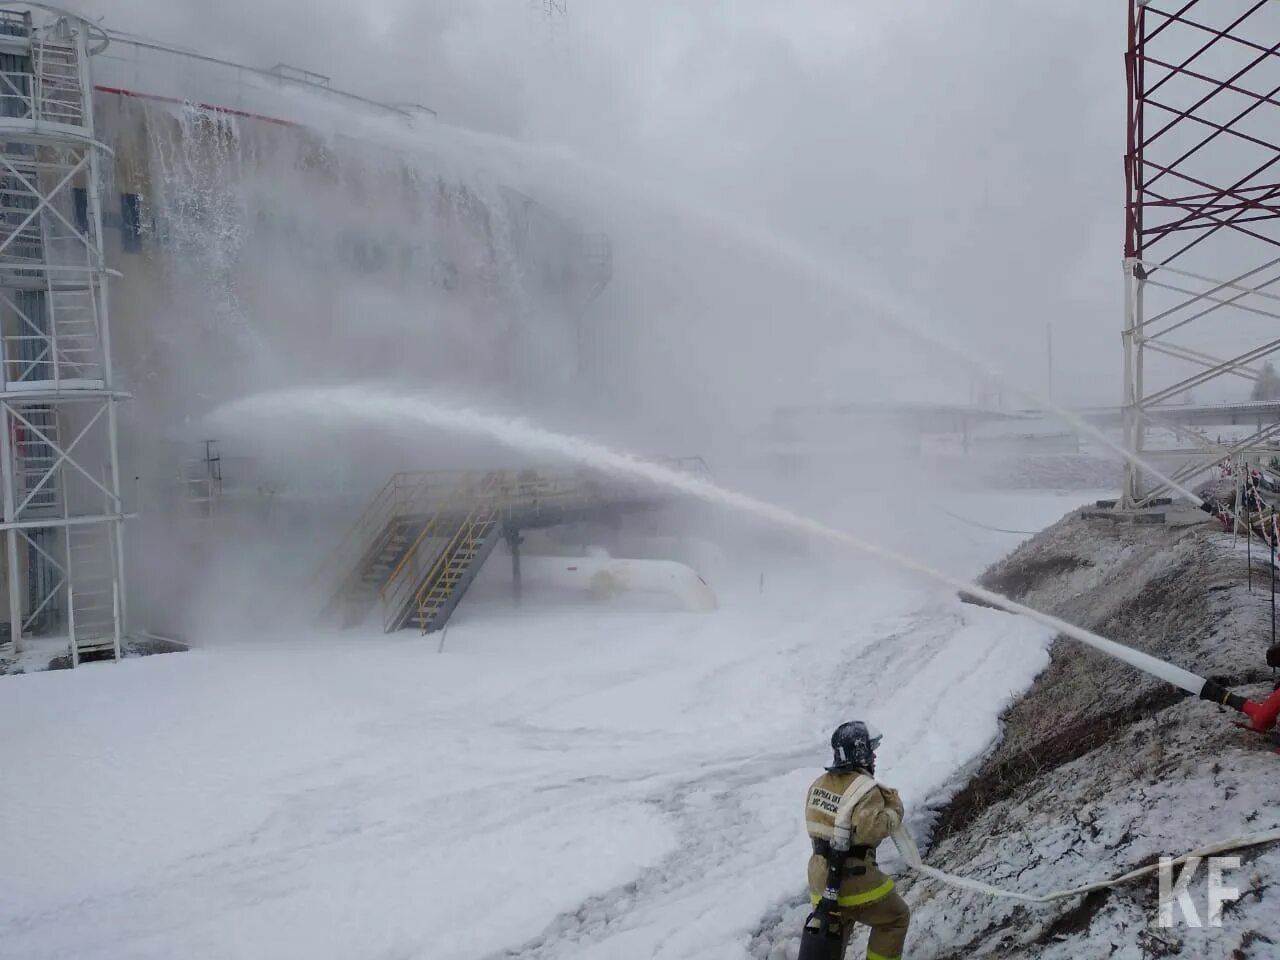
0;492;1098;960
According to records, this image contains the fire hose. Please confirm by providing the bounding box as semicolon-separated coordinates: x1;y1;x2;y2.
940;575;1280;741
799;577;1280;959
891;823;1280;903
802;784;1280;960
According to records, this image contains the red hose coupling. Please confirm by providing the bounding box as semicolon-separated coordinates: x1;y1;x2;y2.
1242;687;1280;732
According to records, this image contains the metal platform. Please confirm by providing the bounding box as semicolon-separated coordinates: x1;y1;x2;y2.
316;468;673;636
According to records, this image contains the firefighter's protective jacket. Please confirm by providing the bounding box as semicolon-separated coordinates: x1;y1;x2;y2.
804;768;905;907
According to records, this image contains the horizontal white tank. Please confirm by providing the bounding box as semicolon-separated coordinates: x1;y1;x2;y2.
519;556;718;612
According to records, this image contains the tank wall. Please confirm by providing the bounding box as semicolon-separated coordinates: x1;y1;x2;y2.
87;88;600;635
94;92;596;454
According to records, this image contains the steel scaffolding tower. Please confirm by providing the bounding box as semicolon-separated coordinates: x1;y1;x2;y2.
0;5;126;664
533;0;567;19
528;0;568;66
1122;0;1280;505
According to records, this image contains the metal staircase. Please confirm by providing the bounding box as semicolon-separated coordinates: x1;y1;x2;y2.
47;285;104;383
315;473;434;626
315;467;668;639
65;521;116;662
378;511;451;632
334;515;418;627
182;440;222;520
409;505;500;634
318;473;505;633
0;8;125;665
0;167;41;267
15;402;58;513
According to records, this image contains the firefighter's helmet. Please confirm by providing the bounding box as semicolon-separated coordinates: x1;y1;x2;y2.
828;720;882;774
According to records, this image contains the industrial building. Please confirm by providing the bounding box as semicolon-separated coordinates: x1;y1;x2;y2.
0;5;612;663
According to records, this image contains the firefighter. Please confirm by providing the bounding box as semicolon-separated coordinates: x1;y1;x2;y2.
804;721;911;960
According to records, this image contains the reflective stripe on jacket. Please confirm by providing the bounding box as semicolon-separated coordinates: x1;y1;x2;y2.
804;769;905;905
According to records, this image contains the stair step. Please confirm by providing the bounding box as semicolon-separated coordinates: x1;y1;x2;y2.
75;640;116;653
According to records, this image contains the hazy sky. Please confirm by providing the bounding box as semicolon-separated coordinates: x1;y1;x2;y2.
89;0;1130;408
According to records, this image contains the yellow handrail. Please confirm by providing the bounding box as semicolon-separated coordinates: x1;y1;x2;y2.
411;471;503;614
311;474;397;587
380;508;449;600
315;472;438;590
317;464;667;622
415;507;481;608
414;503;499;630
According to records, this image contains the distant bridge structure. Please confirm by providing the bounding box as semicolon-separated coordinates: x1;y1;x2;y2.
767;399;1280;479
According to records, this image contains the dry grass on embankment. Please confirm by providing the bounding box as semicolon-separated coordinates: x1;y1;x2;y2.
904;503;1280;959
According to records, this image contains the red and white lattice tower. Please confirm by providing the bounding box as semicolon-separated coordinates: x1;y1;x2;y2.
1122;0;1280;505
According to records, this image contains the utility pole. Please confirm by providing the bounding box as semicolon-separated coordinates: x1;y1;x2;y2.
530;0;568;54
1047;322;1054;402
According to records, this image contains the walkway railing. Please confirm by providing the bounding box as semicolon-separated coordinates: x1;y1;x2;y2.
95;31;423;127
